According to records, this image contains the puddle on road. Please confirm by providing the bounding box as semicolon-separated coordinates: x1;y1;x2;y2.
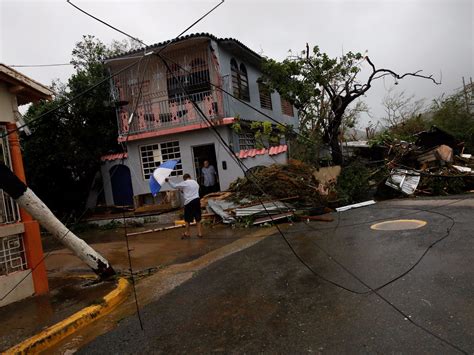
370;219;427;231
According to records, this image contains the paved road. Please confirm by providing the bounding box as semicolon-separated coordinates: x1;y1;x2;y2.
81;197;474;354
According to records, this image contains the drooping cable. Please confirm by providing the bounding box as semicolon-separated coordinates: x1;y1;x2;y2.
61;6;469;352
157;52;468;354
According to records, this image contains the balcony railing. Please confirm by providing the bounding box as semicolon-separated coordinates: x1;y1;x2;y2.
118;89;225;136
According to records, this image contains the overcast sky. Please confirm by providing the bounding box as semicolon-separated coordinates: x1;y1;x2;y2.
1;0;472;126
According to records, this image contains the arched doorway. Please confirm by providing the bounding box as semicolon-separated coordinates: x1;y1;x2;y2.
109;165;133;206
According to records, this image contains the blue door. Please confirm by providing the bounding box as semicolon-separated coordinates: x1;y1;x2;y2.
110;165;134;206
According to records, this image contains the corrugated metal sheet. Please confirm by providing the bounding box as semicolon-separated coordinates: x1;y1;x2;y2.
100;153;128;162
235;201;293;217
237;144;287;159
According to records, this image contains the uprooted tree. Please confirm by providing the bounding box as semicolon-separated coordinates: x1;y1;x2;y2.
260;44;440;164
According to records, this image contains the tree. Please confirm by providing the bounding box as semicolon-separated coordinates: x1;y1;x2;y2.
260;45;439;164
21;35;132;217
382;87;425;128
430;91;474;150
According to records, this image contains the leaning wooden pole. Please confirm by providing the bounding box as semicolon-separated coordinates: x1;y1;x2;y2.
0;163;115;279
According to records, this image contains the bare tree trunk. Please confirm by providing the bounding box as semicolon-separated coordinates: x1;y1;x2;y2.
328;108;344;165
0;163;115;279
330;134;343;165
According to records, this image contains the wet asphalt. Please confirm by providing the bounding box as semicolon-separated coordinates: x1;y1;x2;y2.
80;197;474;354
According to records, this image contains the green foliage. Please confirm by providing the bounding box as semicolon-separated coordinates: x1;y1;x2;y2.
21;35;131;216
373;89;473;150
430;94;474;151
370;114;429;146
233;121;287;150
421;176;466;195
99;220;122;230
336;161;371;204
260;45;367;164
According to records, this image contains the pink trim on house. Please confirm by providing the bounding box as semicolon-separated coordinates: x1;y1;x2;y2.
101;153;128;162
236;144;288;159
118;117;236;142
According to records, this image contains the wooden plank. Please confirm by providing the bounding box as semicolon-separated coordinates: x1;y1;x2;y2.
252;212;294;225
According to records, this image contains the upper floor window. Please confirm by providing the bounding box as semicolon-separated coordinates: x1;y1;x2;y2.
258;83;272;110
281;98;294;117
166;57;211;102
231;58;250;102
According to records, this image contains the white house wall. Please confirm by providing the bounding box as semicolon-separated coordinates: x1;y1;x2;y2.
102;126;288;206
0;270;34;307
216;43;299;128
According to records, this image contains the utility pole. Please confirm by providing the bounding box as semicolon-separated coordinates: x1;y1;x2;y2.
462;77;473;114
0;163;115;279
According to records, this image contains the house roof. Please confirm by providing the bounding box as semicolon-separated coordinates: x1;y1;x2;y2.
237;144;288;159
0;64;53;105
101;152;128;162
104;32;262;63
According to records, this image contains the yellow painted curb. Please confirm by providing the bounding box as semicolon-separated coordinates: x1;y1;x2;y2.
6;277;130;354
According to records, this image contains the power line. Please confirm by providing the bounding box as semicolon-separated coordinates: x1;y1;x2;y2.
68;0;226;332
61;5;469;352
0;57;144;140
158;52;468;354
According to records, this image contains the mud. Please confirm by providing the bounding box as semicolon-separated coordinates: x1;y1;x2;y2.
0;276;115;352
45;224;268;275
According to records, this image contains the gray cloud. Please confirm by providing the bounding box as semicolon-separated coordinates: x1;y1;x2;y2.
1;0;472;125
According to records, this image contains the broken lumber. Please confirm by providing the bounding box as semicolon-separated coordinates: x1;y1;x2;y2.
126;222;196;237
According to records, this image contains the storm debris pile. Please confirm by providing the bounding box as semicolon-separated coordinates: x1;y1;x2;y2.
228;160;331;206
382;126;474;195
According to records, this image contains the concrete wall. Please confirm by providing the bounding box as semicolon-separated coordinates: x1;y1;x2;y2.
102;126;288;206
0;82;16;123
216;43;299;128
0;270;34;307
100;160;116;207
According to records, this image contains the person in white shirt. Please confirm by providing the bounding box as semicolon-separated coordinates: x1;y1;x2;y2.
165;174;203;239
201;160;218;196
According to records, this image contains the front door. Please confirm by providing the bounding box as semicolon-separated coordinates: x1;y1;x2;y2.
109;165;134;206
192;144;220;193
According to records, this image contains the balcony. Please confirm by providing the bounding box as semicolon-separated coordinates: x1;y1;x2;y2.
110;41;228;141
117;89;225;140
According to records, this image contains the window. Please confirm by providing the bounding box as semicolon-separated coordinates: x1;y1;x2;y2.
239;64;250;101
140;141;183;179
230;58;250;101
0;234;27;276
231;59;240;98
258;83;272;110
188;58;211;96
238;133;256;150
166;57;211;102
281;98;294;117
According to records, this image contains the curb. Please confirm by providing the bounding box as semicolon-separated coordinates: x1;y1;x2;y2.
6;277;130;354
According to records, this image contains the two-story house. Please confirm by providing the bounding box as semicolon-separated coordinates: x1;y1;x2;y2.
100;33;298;208
0;64;52;307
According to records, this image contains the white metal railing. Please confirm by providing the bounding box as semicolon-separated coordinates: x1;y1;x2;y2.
0;234;27;276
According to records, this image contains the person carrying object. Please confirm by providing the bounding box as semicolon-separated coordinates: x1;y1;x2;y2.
165;174;203;239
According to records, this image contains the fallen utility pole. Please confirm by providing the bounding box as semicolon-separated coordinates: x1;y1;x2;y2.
0;163;115;279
